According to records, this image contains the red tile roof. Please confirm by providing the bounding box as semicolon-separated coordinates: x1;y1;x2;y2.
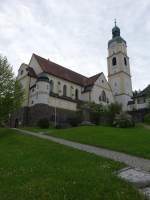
33;54;101;86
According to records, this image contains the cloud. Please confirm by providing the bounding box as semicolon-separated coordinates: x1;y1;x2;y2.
0;0;150;90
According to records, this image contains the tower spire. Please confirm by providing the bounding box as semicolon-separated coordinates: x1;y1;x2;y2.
114;19;117;27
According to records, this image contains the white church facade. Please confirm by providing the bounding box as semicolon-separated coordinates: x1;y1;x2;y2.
14;23;148;126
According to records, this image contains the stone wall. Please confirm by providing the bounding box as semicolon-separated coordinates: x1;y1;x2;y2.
128;109;149;122
11;104;77;127
10;107;29;127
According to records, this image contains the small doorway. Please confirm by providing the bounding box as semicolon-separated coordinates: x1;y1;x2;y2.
15;119;19;128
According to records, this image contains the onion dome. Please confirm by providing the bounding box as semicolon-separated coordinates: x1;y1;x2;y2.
112;25;120;38
37;72;49;82
108;20;126;47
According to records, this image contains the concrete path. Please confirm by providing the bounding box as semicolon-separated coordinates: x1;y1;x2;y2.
15;128;150;172
142;124;150;130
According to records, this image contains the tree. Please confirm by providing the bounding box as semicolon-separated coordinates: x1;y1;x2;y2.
107;102;122;124
0;55;24;125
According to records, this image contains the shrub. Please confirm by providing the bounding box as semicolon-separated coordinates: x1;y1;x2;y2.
107;103;122;124
37;118;49;129
144;113;150;125
113;112;135;128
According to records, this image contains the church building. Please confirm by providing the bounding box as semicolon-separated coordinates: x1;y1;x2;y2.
14;23;134;126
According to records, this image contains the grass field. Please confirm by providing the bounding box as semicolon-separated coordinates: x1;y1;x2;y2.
47;125;150;159
0;128;147;200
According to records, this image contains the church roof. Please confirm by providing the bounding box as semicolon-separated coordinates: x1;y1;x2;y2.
33;54;102;87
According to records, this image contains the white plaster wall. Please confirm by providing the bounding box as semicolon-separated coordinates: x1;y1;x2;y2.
90;74;114;105
29;55;43;75
108;41;127;57
29;77;36;87
29;81;49;106
115;94;132;111
81;92;90;102
48;96;77;111
46;74;82;100
17;64;30;106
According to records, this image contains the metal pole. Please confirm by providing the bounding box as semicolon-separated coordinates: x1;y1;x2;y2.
54;106;57;127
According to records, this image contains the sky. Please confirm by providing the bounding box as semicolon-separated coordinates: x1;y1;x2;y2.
0;0;150;90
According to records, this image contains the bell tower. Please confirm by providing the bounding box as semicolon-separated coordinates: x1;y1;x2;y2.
107;21;133;110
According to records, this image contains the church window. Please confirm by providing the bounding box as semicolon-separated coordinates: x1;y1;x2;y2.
99;96;102;101
63;85;67;96
75;89;79;100
112;57;117;66
50;80;54;93
101;90;106;102
102;80;104;83
70;86;74;97
107;98;109;104
58;82;61;93
124;57;127;66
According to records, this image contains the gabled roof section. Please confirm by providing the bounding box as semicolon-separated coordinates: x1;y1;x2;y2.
85;73;102;86
33;54;87;86
82;73;102;93
33;53;102;87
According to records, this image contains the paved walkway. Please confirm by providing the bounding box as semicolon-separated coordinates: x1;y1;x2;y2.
16;128;150;172
142;123;150;130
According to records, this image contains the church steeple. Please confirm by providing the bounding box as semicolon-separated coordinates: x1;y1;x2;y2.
107;22;133;110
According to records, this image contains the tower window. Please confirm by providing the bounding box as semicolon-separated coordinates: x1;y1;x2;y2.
63;85;67;96
75;89;79;100
112;57;117;66
101;90;106;102
50;80;54;93
124;57;127;66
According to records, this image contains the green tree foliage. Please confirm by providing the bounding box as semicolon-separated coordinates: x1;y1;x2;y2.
0;55;24;124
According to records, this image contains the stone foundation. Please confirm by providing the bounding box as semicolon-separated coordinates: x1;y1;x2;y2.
10;104;76;127
128;108;149;122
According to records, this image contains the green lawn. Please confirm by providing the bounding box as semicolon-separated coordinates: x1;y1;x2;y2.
47;125;150;159
22;126;55;133
0;128;147;200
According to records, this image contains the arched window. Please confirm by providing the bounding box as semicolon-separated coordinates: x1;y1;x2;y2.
124;57;127;66
101;90;106;102
50;80;54;93
112;57;117;66
63;85;67;96
75;89;79;100
70;86;74;97
99;95;102;101
57;81;61;93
